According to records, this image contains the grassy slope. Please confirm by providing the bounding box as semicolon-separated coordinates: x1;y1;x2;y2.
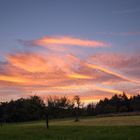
0;115;140;140
50;115;140;126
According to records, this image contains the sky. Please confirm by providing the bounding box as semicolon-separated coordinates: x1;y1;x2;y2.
0;0;140;103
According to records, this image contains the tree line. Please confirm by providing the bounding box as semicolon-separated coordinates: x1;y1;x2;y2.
94;92;140;114
0;93;140;123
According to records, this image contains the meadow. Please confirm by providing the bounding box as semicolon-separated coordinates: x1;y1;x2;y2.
0;115;140;140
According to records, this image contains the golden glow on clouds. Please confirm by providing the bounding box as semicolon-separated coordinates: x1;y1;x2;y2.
81;99;100;104
67;73;92;79
0;35;140;103
0;75;29;83
0;51;137;102
34;36;109;48
94;86;122;94
0;51;137;103
48;84;123;95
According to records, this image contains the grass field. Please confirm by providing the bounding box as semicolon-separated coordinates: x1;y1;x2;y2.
0;115;140;140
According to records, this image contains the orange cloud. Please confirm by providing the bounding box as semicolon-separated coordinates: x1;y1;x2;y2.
0;75;29;83
33;36;109;48
1;50;138;103
5;52;139;88
7;53;49;73
7;53;78;74
67;73;92;79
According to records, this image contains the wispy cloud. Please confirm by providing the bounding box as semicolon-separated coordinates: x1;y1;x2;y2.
85;63;140;85
67;73;92;79
24;36;110;51
2;51;140;85
0;75;29;84
89;52;140;72
1;35;140;102
1;51;140;87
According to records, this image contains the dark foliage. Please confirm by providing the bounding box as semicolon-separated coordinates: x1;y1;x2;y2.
94;92;138;115
0;96;46;122
1;93;140;122
47;96;75;118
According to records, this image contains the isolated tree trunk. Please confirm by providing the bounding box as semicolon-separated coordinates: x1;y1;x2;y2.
75;108;79;122
75;105;80;122
45;113;49;129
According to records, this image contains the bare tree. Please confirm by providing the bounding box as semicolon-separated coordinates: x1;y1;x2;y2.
73;95;81;122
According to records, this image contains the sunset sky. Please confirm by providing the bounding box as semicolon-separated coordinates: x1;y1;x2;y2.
0;0;140;103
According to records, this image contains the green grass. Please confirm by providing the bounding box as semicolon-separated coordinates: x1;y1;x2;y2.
50;115;140;126
0;115;140;140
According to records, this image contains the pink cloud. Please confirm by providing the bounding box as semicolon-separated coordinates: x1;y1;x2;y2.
1;50;140;103
28;36;110;51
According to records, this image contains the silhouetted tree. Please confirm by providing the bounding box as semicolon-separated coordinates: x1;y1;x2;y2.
94;92;133;114
130;95;140;111
86;103;95;116
47;96;74;118
73;95;81;122
0;96;46;122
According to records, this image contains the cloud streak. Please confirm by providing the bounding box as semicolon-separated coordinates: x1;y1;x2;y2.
85;63;140;85
0;75;29;84
32;36;110;48
67;73;92;79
